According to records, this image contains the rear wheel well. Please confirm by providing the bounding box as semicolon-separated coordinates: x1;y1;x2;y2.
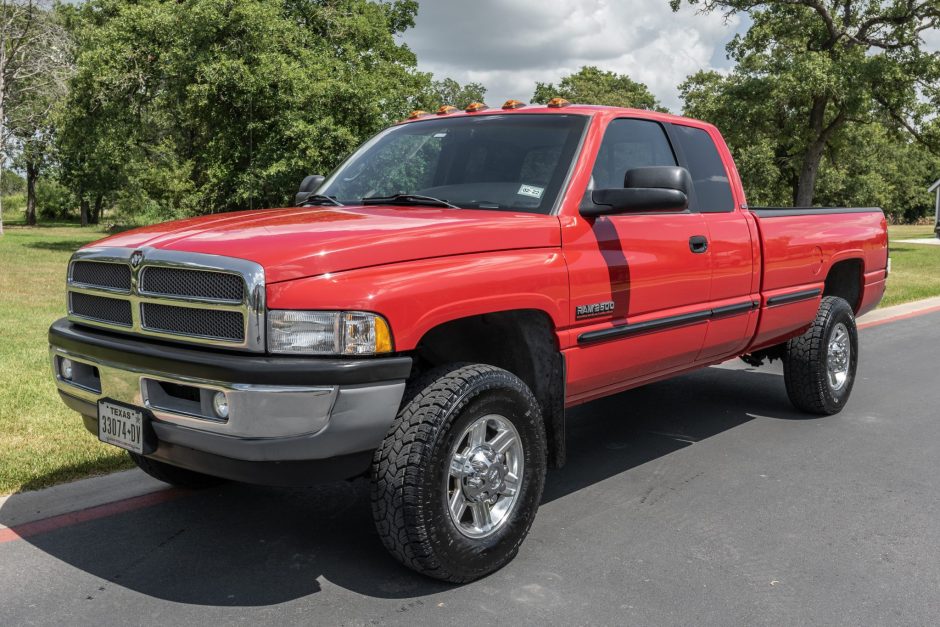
411;310;566;468
824;259;863;313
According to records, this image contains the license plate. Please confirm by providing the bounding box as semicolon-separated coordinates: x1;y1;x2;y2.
98;400;144;454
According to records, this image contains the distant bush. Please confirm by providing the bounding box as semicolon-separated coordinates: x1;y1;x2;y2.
1;171;25;196
2;193;26;220
37;180;75;221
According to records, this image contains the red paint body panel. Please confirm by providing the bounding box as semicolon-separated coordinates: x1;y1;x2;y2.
750;212;888;295
267;249;569;352
745;210;888;352
92;206;561;284
81;105;889;408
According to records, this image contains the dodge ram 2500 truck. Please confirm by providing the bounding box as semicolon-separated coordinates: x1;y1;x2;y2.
49;100;888;582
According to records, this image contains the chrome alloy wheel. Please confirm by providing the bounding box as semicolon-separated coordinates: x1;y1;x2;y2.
445;414;524;539
827;322;851;391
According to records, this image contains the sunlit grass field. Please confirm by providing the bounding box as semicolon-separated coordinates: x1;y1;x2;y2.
0;221;133;495
0;219;937;494
882;224;940;307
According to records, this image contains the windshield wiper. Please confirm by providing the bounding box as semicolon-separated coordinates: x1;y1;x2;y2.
361;193;458;208
299;194;344;207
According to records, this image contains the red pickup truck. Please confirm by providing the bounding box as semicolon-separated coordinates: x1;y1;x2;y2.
49;101;887;582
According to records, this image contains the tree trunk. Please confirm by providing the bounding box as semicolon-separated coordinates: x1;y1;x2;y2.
92;194;103;224
793;96;846;207
80;196;89;227
794;139;827;207
25;160;38;226
0;161;4;237
0;40;5;238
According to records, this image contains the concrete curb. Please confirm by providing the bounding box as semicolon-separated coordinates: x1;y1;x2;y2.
0;468;168;530
857;295;940;328
894;238;940;246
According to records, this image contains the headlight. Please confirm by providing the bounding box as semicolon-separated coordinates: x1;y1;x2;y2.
267;310;393;355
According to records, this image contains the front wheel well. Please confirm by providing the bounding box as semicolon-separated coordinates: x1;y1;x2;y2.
410;310;566;468
824;259;864;313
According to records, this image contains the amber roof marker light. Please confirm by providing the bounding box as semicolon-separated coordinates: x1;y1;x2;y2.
502;99;526;110
547;97;571;108
407;110;429;120
437;105;458;115
464;102;487;113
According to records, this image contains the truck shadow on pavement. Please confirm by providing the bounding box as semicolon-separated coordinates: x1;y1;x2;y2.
2;363;813;606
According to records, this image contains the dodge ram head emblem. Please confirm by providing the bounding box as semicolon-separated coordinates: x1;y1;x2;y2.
130;250;144;267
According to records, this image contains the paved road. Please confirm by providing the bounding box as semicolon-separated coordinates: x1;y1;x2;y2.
2;312;939;626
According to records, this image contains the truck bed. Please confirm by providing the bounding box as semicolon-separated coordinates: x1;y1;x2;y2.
746;206;888;351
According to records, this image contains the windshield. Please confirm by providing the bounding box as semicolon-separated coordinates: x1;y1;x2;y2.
318;114;588;214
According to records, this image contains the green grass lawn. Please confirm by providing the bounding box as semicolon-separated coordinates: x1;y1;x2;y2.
0;219;938;495
0;222;133;495
883;224;940;307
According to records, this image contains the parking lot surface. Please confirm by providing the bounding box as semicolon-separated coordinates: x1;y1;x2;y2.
2;311;939;626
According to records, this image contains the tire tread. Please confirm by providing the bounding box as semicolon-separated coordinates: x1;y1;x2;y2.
783;296;857;415
370;363;544;582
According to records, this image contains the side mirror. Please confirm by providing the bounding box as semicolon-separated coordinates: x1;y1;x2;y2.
581;166;691;217
295;174;325;206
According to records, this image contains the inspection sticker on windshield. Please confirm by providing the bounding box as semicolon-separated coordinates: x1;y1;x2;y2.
517;184;544;199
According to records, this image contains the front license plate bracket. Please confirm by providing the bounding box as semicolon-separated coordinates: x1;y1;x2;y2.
97;399;157;455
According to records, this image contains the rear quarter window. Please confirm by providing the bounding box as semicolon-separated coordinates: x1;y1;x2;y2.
672;125;735;213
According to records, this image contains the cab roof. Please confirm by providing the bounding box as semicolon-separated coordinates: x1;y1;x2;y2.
397;103;708;129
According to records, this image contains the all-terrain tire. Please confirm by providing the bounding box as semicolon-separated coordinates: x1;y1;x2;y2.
129;453;226;489
784;296;859;415
370;363;547;582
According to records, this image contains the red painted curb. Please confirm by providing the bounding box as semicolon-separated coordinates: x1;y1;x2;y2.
0;488;184;545
858;303;940;330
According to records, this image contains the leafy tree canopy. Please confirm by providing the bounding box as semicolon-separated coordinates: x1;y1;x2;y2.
675;0;940;208
532;66;667;112
415;76;486;111
55;0;427;218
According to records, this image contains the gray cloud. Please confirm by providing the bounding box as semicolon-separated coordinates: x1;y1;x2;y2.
401;0;743;112
63;0;940;112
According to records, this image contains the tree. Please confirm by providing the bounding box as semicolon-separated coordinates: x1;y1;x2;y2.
5;5;71;225
532;66;667;111
415;77;486;111
0;0;59;234
674;0;940;207
56;0;427;221
681;69;940;221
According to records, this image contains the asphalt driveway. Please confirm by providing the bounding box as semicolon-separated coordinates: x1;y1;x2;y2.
2;311;939;626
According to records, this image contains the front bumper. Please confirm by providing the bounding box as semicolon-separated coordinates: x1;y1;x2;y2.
49;319;411;485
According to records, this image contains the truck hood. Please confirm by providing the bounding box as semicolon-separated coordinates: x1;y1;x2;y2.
91;205;561;283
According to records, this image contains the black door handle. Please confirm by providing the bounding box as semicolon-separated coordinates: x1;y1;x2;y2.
689;235;708;254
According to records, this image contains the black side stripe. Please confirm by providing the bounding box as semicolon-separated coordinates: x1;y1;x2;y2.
711;301;758;319
749;206;883;218
577;300;759;345
765;288;822;307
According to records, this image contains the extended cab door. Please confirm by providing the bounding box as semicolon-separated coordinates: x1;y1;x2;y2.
562;117;711;401
668;123;758;362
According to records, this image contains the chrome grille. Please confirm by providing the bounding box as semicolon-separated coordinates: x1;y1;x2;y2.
70;261;131;291
140;267;244;302
65;248;265;352
69;292;133;327
142;303;245;342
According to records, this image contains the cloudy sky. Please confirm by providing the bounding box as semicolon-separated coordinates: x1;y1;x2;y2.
400;0;745;112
